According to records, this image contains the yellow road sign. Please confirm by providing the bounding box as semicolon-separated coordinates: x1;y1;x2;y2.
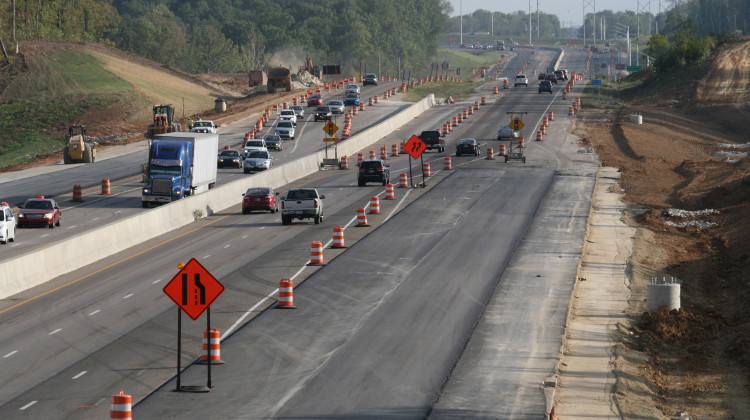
510;117;524;131
510;136;524;141
323;137;340;142
323;121;339;136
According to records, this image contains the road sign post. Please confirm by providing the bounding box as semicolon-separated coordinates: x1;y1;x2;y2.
164;258;225;392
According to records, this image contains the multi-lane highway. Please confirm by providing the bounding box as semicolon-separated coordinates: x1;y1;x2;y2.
0;47;600;418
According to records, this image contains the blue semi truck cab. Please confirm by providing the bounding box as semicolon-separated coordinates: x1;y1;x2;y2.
142;133;219;208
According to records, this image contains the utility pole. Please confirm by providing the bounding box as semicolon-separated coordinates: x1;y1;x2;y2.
537;0;540;38
460;0;463;44
528;0;532;45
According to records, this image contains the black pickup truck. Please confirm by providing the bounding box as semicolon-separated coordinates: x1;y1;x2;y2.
418;130;445;152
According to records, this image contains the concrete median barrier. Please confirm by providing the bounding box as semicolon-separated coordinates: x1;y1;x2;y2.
0;95;436;299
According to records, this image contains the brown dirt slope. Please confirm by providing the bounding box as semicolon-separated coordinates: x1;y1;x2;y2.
575;39;750;418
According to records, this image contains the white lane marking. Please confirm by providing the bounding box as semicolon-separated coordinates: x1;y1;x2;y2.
222;293;275;339
72;371;87;379
67;226;75;229
152;279;163;284
92;218;99;221
203;255;211;259
114;211;121;214
89;310;100;316
224;244;231;249
385;189;413;222
241;235;248;239
4;350;18;358
49;328;62;335
259;226;265;230
40;234;49;238
19;401;37;410
123;294;133;299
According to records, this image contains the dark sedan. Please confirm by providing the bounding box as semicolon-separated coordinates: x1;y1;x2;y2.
455;138;481;156
314;106;332;121
242;187;280;214
217;149;242;168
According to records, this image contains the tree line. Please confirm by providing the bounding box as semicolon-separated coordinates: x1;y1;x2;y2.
1;0;447;77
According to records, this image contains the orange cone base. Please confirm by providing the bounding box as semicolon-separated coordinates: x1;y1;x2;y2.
196;358;225;365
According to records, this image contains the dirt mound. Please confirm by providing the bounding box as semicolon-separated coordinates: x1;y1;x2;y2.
696;41;750;108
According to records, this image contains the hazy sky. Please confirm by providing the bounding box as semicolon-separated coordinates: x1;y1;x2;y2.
448;0;665;26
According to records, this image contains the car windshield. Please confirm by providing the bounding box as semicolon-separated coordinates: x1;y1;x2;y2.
309;95;320;99
287;190;316;199
346;94;358;98
219;150;239;157
23;200;53;210
516;75;526;79
281;110;294;116
150;165;181;175
458;139;475;144
246;188;270;196
246;141;264;147
365;73;376;78
194;121;211;127
291;106;302;111
316;107;330;112
328;101;342;106
278;122;293;128
264;135;281;142
247;151;269;159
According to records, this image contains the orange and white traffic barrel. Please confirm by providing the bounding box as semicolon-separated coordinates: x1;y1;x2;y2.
391;143;399;157
369;150;376;160
374;95;379;104
72;185;83;202
457;113;463;123
503;79;509;89
276;279;296;308
356;207;370;226
543;116;549;127
519;138;525;148
487;147;495;160
442;123;449;135
380;147;387;160
360;102;365;111
549;110;554;121
385;183;395;199
292;97;298;106
444;156;452;170
499;143;507;156
309;241;324;265
353;106;359;116
569;105;575;115
110;391;131;419
463;108;469;119
452;116;458;127
244;132;251;141
536;130;543;141
339;155;349;169
369;97;374;106
423;162;431;177
399;173;409;188
369;196;380;214
494;85;499;94
198;328;224;364
468;106;474;115
401;139;407;154
101;178;111;195
357;152;364;166
332;226;346;248
448;96;454;104
481;96;486;105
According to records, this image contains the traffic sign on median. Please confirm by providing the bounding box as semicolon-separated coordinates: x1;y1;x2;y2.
163;258;225;321
404;135;427;159
323;121;338;136
510;117;524;132
323;137;339;142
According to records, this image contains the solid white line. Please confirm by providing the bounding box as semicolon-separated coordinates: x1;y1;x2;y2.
19;401;37;410
241;235;248;239
221;293;275;339
385;189;413;222
152;279;162;284
49;328;62;335
224;244;231;248
203;255;211;259
259;226;265;230
4;350;17;358
40;234;48;238
123;294;133;299
92;218;99;221
72;371;87;379
89;310;100;316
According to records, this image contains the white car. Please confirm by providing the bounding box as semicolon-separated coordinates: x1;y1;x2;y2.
327;100;344;114
345;84;360;95
514;74;528;87
243;139;267;156
191;120;219;133
497;124;520;140
275;121;296;139
279;109;297;126
290;105;305;119
243;150;273;173
0;203;17;244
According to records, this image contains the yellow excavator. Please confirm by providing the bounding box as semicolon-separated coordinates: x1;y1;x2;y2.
63;124;96;164
299;54;321;78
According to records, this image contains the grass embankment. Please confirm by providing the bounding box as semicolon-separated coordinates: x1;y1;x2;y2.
404;48;507;101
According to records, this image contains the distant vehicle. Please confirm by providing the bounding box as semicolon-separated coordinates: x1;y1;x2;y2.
243;150;273;173
275;121;296;139
538;73;546;80
242;187;280;214
345;84;361;94
327;100;344;114
267;67;292;93
290;105;305;119
358;159;390;186
191;120;219;134
455;138;481;156
363;73;378;86
344;93;361;106
538;80;553;94
514;74;528;87
279;109;297;126
307;94;324;107
418;130;446;152
63;124;96;164
0;203;17;243
264;134;283;151
243;139;268;156
281;188;325;225
554;70;566;81
314;106;332;121
497;124;520;140
217;149;243;168
17;197;61;228
544;73;558;84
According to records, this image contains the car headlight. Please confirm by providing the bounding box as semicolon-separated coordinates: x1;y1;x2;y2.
18;213;24;219
44;213;53;219
143;188;150;194
173;188;182;196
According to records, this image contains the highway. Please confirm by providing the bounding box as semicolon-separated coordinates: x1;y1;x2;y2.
0;47;599;418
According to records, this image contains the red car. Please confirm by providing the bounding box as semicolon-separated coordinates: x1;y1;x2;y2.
17;196;61;228
242;187;280;214
544;73;558;84
307;94;323;107
538;73;546;80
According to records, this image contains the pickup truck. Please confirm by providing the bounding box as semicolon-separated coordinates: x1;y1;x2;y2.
281;188;325;225
418;130;445;152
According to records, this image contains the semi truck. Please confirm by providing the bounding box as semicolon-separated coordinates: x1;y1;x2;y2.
141;132;218;208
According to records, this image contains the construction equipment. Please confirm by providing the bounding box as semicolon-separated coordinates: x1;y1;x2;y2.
63;125;96;164
147;104;181;138
248;70;267;87
266;67;292;93
299;54;320;77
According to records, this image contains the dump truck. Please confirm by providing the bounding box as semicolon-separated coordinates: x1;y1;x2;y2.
63;125;96;164
249;70;267;87
147;104;181;138
267;67;292;93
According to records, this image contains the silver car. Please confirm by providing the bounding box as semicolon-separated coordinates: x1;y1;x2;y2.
497;124;520;140
243;150;273;173
290;105;305;119
327;100;344;114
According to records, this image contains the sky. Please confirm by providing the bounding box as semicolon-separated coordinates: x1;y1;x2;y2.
448;0;665;27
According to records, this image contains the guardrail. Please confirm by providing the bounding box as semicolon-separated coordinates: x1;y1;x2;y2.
0;95;436;299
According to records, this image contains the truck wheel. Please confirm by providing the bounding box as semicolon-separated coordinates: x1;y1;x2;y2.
63;146;72;164
314;215;322;224
83;144;93;163
142;201;149;208
282;216;290;225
